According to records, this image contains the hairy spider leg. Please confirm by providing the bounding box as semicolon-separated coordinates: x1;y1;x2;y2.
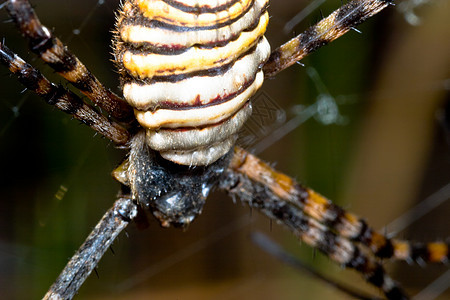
6;0;134;122
0;42;130;145
263;0;392;77
223;147;407;299
229;148;449;264
43;197;137;300
221;147;450;299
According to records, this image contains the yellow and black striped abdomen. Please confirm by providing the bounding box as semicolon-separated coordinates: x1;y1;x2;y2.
115;0;270;165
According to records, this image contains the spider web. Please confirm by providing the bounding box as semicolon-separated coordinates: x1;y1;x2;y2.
0;0;448;299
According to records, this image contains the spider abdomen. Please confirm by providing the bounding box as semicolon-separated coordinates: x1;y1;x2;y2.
115;0;270;166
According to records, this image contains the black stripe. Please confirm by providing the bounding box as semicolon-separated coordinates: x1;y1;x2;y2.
375;239;395;259
17;68;44;92
53;87;83;115
150;101;249;130
335;1;368;28
132;75;256;111
7;1;58;57
42;85;61;106
119;13;262;54
47;48;78;73
385;286;408;300
345;246;366;270
164;0;243;14
0;43;15;68
121;41;192;56
322;203;345;228
410;243;430;262
4;55;47;94
272;203;310;233
335;0;391;29
299;27;329;55
30;36;54;56
356;219;370;242
72;72;96;94
447;245;450;261
366;265;385;289
294;184;310;204
123;0;259;32
320;230;338;254
121;42;260;84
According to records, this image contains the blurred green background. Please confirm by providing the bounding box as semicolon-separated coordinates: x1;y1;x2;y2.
0;0;449;299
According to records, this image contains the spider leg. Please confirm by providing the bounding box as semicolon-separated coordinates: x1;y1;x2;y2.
5;0;134;122
0;41;130;145
221;156;406;299
263;0;392;77
43;196;137;300
229;147;449;265
221;147;449;299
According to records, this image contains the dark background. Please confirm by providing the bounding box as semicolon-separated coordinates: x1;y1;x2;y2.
0;0;449;299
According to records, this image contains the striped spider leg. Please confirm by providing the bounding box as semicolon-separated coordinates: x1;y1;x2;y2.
263;0;393;77
222;147;449;299
0;0;448;299
1;0;132;145
0;41;130;144
5;0;134;123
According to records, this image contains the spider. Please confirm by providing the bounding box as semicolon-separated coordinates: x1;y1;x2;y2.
0;0;448;298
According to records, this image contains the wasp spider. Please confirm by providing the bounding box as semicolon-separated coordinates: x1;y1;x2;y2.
0;0;449;299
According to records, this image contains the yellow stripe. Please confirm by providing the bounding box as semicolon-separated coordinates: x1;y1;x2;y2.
137;0;253;27
122;12;268;79
120;0;268;48
392;241;410;260
428;242;448;263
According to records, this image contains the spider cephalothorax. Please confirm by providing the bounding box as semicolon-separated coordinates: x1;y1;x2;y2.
114;131;232;227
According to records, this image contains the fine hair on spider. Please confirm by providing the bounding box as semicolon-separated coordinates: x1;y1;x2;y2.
0;0;449;299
